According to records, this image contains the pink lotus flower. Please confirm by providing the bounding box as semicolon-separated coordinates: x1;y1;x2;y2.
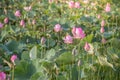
32;19;36;25
75;2;80;8
41;37;46;45
68;1;75;8
72;27;85;39
0;72;6;80
63;34;73;44
84;42;90;51
54;24;62;32
0;23;3;28
14;10;21;17
101;20;105;27
4;17;9;24
24;6;31;11
100;26;105;33
105;3;111;12
11;54;17;64
20;20;25;27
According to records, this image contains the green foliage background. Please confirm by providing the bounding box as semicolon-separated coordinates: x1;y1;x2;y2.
0;0;120;80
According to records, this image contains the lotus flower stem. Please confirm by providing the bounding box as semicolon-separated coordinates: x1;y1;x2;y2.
78;64;81;80
12;65;15;80
69;66;71;80
112;14;115;28
97;66;102;80
116;16;118;27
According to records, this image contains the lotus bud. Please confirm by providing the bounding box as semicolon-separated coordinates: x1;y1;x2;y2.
4;17;9;24
77;60;81;66
101;20;105;27
84;42;90;51
100;27;105;33
41;37;46;45
105;3;111;12
20;20;25;27
72;47;78;56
